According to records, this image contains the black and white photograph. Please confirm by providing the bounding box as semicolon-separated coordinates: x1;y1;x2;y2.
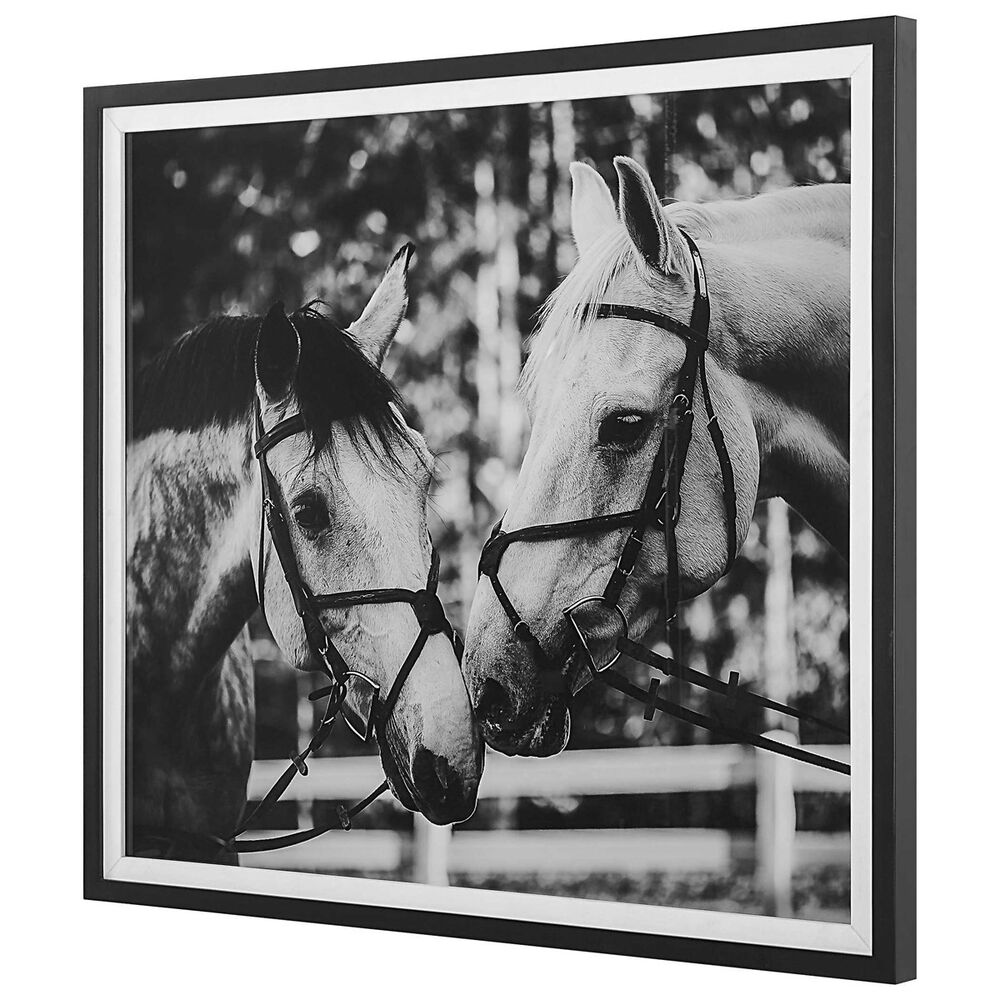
84;17;915;983
128;77;853;898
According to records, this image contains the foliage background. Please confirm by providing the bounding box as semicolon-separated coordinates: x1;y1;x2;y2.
130;78;851;916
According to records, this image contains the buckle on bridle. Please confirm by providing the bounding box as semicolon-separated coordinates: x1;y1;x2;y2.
563;596;629;677
478;533;504;578
262;496;282;531
336;805;352;831
412;589;448;634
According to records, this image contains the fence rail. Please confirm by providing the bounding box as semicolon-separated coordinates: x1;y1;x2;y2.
242;741;850;916
246;743;850;801
243;827;850;875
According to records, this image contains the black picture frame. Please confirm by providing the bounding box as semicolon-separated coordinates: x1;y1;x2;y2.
84;16;916;983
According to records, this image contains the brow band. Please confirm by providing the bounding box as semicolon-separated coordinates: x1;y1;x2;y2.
253;413;309;457
583;303;709;351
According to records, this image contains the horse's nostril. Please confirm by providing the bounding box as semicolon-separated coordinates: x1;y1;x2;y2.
411;747;473;815
475;678;515;728
412;747;444;794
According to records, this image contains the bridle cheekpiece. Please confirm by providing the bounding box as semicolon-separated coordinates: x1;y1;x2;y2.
227;383;462;854
478;230;849;775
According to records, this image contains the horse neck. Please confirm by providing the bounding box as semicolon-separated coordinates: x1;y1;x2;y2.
702;230;851;556
127;418;259;696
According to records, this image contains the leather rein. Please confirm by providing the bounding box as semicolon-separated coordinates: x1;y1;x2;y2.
225;399;462;854
478;230;849;776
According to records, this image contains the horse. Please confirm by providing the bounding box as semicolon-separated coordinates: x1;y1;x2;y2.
463;156;850;758
127;245;484;861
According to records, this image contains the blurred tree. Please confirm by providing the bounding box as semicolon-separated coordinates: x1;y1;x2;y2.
130;78;851;774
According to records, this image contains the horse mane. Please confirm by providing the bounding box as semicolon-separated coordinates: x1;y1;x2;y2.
130;304;408;467
521;184;850;398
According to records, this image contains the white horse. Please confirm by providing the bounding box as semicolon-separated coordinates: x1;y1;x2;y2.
128;247;483;859
463;157;850;757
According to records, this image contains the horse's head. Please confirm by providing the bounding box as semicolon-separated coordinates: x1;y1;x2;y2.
464;158;759;757
251;246;483;823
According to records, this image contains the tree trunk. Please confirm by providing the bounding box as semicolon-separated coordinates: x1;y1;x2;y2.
474;156;500;450
763;498;798;736
495;111;525;472
528;102;554;299
628;93;654;172
549;100;576;275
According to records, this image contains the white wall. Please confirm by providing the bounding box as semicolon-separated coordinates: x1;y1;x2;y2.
2;1;992;995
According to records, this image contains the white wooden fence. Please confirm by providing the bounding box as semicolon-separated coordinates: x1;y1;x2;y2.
242;740;850;915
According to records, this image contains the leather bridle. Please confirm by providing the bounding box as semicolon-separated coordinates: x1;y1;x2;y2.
227;397;462;854
478;231;850;776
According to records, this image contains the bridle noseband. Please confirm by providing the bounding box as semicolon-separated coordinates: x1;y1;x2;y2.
227;398;462;854
479;231;850;776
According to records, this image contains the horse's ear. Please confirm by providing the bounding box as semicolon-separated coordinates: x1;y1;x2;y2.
348;243;413;367
570;162;616;254
255;302;301;402
613;156;684;275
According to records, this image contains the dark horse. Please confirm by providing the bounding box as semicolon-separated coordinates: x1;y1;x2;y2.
127;248;483;861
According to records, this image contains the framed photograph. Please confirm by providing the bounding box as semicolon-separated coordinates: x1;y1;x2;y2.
84;15;916;982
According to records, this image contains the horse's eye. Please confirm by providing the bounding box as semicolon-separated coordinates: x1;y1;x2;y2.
598;412;651;450
292;495;330;534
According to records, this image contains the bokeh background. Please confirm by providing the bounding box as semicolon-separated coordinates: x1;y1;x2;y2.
130;78;851;919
